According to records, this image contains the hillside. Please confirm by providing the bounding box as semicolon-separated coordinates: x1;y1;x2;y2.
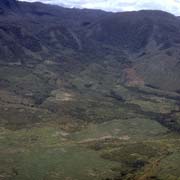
1;0;180;180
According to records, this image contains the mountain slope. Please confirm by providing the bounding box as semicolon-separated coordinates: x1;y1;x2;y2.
1;2;180;90
1;1;180;180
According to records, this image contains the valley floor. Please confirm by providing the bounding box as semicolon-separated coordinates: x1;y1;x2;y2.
1;118;180;180
1;65;180;180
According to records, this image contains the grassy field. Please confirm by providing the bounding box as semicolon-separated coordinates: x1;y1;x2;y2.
1;116;180;180
1;63;180;180
0;124;120;180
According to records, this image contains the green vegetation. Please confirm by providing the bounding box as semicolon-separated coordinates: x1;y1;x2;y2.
1;61;180;179
1;3;180;179
0;125;119;180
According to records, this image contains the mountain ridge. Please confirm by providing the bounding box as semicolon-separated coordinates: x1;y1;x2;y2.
0;1;180;91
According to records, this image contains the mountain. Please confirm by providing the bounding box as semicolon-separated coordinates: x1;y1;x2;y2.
0;0;18;13
0;1;180;91
1;1;180;180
